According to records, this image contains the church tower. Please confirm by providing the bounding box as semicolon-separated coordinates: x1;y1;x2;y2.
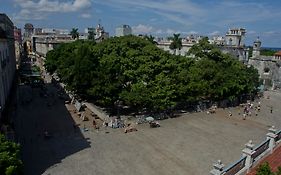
252;37;261;58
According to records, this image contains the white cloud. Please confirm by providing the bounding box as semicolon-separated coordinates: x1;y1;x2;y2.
13;0;92;20
96;0;204;27
80;13;92;18
14;0;92;12
155;29;163;34
187;31;198;35
209;31;220;36
132;24;153;34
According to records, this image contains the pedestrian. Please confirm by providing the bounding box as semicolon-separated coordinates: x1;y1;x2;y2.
270;106;273;113
93;120;97;129
228;111;232;117
243;113;246;120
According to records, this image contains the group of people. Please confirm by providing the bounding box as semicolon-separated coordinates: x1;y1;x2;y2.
241;101;261;120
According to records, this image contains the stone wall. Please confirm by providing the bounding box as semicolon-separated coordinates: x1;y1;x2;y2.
248;57;281;89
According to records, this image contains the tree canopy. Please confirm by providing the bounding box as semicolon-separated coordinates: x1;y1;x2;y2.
45;35;259;111
0;134;23;175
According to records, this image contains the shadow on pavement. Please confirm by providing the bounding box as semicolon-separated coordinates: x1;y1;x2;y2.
16;82;91;175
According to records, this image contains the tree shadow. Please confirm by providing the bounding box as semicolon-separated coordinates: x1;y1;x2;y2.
16;82;91;175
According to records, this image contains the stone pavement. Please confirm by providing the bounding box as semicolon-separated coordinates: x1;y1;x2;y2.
15;81;281;175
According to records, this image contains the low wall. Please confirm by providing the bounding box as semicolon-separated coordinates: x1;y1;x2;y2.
210;126;281;175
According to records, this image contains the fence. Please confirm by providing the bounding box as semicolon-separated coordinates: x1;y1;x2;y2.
210;126;281;175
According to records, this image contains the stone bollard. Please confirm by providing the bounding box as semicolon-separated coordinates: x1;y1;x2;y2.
210;160;225;175
242;140;255;173
266;126;278;153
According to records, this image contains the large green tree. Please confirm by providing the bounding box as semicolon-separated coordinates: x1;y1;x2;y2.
45;35;259;112
0;134;23;175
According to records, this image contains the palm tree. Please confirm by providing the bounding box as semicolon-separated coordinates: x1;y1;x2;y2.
169;33;182;54
70;28;79;40
144;35;157;44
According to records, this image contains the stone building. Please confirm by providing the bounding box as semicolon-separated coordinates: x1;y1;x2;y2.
32;34;73;56
157;28;249;62
115;25;132;37
23;23;34;39
248;39;281;90
0;14;16;120
95;24;109;42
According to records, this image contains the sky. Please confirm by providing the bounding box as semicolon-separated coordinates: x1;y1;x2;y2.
1;0;281;47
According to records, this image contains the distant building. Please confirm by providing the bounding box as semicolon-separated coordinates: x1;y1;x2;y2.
34;28;43;35
0;14;16;120
252;37;261;58
13;26;22;44
32;34;73;56
24;23;34;39
95;24;109;42
248;39;281;90
115;25;132;37
224;28;246;47
13;26;22;68
157;28;249;62
274;51;281;60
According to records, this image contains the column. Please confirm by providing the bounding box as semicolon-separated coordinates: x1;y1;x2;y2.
210;160;225;175
266;126;278;153
242;140;255;173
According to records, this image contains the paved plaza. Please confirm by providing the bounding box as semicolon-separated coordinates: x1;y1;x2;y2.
15;79;281;175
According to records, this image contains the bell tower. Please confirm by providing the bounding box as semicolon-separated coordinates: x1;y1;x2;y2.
252;37;261;58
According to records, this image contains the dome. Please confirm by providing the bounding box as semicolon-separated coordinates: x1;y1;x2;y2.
24;23;34;29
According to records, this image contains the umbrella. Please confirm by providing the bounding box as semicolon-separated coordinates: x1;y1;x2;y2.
145;116;154;122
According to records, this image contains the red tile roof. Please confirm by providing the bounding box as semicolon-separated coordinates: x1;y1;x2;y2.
274;51;281;56
247;144;281;175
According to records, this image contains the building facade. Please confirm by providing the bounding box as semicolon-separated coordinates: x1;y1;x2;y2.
23;23;34;39
0;14;16;120
248;39;281;90
115;25;132;37
14;26;22;68
32;34;73;56
157;28;249;62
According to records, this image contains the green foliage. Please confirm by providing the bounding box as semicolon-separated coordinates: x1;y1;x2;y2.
70;28;79;39
45;35;259;112
31;65;40;73
261;49;276;56
256;162;274;175
0;134;23;175
169;33;182;52
144;35;157;44
88;31;95;40
255;162;281;175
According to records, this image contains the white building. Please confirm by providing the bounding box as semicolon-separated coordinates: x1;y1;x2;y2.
32;34;73;56
115;25;132;37
157;28;249;62
0;14;16;120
